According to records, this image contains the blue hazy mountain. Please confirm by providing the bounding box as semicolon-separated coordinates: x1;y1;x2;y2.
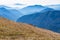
17;8;60;33
19;5;47;15
0;5;23;21
15;3;24;5
0;5;47;21
46;4;60;10
0;5;11;9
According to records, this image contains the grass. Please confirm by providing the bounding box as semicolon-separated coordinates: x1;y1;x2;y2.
0;17;60;40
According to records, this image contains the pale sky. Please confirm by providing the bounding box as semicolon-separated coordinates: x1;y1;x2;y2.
0;0;60;9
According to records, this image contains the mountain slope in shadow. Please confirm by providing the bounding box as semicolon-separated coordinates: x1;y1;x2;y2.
17;8;60;33
0;17;60;40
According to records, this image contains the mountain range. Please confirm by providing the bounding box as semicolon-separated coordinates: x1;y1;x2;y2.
17;8;60;33
0;4;60;33
0;5;23;21
19;5;48;15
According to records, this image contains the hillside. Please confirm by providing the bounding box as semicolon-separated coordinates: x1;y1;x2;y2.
17;9;60;33
0;17;60;40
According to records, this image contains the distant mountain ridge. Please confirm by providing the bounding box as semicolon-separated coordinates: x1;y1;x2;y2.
17;8;60;33
19;5;48;15
0;5;23;21
0;5;51;21
46;4;60;10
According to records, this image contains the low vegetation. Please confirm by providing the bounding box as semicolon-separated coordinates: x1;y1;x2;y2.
0;17;60;40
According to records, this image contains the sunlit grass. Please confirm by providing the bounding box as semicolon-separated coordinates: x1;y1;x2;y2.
0;17;60;40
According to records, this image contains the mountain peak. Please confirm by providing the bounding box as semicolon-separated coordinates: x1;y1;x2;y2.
20;5;46;15
28;5;43;7
24;5;44;9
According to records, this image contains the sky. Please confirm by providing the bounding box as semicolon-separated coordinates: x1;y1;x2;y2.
0;0;60;9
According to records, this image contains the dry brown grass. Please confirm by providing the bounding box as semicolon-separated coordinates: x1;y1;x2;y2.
0;17;60;40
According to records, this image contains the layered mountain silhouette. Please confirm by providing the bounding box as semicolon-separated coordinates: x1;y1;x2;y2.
17;8;60;33
0;5;47;21
0;5;23;21
19;5;48;15
0;17;60;40
0;5;51;21
47;4;60;10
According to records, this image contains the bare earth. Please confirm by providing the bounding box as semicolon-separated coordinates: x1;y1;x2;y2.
0;17;60;40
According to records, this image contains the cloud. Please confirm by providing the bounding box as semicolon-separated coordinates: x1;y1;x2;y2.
0;0;60;6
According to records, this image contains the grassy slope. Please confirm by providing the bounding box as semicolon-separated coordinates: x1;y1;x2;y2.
0;17;60;40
